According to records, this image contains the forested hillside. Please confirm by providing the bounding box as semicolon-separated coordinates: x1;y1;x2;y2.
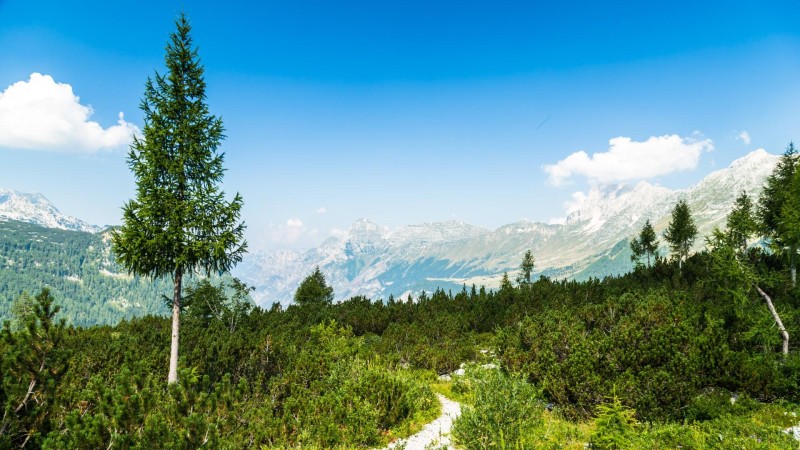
0;219;172;325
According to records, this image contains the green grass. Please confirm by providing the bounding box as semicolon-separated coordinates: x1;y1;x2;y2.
381;369;443;445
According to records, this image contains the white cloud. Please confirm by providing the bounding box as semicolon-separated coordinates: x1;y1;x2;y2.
282;219;306;242
260;219;307;245
543;134;713;186
286;218;303;227
737;131;751;145
316;207;327;214
0;73;139;152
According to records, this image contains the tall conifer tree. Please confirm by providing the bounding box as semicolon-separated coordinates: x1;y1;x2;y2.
517;250;535;285
630;220;659;268
663;199;697;272
758;143;799;286
726;191;757;255
112;14;246;384
294;267;335;305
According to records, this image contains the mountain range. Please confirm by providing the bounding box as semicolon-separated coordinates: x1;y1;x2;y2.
0;149;781;310
234;149;779;306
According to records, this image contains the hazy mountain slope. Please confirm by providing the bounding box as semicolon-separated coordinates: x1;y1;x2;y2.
236;150;779;306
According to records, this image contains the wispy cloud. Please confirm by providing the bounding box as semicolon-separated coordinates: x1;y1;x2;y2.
261;218;307;245
544;134;713;186
737;131;751;145
0;73;139;152
286;218;303;228
316;207;327;214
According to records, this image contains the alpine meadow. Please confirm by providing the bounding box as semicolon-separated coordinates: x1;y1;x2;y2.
2;4;800;450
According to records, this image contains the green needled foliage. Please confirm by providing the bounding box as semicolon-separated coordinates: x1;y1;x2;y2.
663;199;697;272
591;390;637;450
758;143;799;286
111;13;246;384
516;250;535;285
758;143;798;240
294;267;335;306
630;220;659;269
0;289;68;448
726;191;758;255
778;169;800;285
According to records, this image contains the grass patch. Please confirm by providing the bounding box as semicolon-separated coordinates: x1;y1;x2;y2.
431;379;472;405
380;369;443;445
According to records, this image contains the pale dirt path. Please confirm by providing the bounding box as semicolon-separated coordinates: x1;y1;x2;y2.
383;394;462;450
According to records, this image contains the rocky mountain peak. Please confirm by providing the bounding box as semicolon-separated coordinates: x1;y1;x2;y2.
0;188;100;233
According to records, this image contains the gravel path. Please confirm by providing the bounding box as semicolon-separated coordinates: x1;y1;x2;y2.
384;394;462;450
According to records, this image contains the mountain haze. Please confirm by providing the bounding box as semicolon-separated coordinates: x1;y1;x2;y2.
235;150;779;306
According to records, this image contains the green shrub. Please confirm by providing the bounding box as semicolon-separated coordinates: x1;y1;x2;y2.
630;402;800;449
684;388;757;422
495;289;800;422
590;391;637;450
452;366;543;449
39;320;439;449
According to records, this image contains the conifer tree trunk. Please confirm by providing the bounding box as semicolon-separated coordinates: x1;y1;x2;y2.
168;267;183;384
756;285;789;356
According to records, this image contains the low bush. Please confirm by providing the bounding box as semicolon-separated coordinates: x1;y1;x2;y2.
452;366;544;449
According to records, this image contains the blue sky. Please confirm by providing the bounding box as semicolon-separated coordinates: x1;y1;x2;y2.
1;0;799;250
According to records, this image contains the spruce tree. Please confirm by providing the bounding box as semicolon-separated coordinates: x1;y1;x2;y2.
778;169;800;286
630;220;659;268
758;143;799;286
517;249;535;285
758;143;797;236
708;192;791;355
111;14;246;384
294;267;334;305
726;191;757;255
663;199;697;272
